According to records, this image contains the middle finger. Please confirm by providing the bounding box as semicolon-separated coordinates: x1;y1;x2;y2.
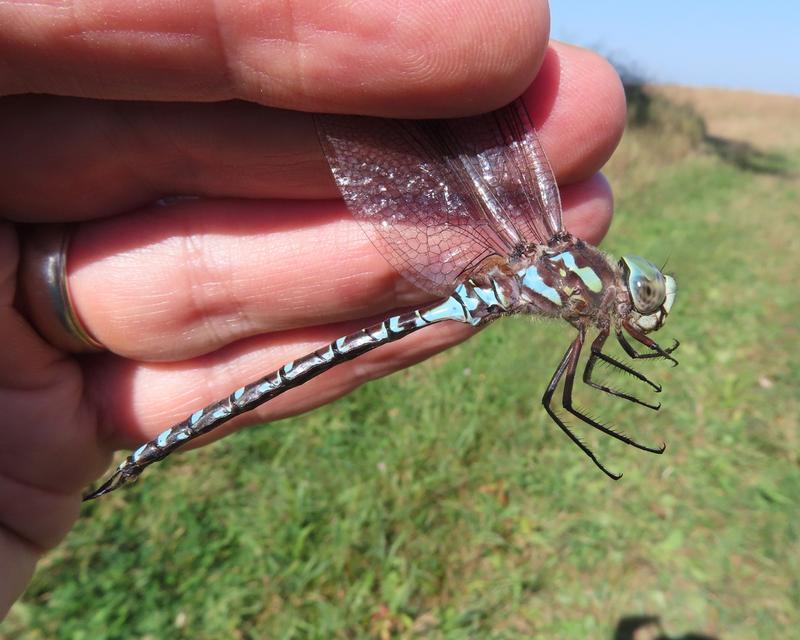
1;43;623;221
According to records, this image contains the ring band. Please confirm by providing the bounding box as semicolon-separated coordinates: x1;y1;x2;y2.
18;225;105;353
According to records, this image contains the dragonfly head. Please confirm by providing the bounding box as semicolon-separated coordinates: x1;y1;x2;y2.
619;255;676;333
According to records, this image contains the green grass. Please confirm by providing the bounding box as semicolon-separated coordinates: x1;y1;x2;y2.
4;105;799;639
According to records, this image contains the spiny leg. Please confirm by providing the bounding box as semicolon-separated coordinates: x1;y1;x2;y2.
542;330;622;480
619;321;680;366
617;330;680;361
563;328;666;455
584;329;662;409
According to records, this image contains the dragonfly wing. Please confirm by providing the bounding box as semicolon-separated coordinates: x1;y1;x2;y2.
316;98;563;296
442;98;564;247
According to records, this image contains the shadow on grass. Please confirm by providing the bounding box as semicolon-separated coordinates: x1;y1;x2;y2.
613;614;719;640
618;63;789;176
703;135;789;175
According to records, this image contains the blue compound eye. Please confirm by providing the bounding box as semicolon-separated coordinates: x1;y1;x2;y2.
620;255;667;314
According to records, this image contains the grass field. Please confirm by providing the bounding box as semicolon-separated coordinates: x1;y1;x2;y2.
3;86;799;639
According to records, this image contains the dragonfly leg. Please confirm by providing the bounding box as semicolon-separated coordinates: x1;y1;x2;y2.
584;329;662;409
563;328;666;456
618;322;680;366
542;330;622;480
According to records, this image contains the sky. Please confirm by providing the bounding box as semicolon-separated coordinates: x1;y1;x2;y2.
550;1;800;96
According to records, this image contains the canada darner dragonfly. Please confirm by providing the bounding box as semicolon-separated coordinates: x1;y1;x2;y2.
84;98;678;500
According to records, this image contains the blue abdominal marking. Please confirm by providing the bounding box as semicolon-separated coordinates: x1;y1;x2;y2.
372;323;389;341
132;444;148;463
421;293;471;324
388;316;403;333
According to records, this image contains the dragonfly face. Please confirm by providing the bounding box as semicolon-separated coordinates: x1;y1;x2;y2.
619;255;677;334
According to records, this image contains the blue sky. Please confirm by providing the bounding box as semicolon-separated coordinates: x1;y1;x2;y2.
551;1;800;95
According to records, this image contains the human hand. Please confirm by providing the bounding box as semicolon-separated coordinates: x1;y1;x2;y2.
0;0;625;616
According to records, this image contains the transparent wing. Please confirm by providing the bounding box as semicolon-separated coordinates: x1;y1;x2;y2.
315;99;563;296
444;99;564;248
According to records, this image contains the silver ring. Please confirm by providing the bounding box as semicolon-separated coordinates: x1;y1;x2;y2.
18;225;105;353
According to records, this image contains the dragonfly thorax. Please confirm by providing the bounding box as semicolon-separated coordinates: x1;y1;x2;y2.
515;241;619;325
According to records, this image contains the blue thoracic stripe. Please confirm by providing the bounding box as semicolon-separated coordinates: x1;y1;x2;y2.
520;266;561;305
549;251;603;293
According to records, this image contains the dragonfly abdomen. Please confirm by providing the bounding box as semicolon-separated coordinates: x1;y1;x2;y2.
83;280;510;500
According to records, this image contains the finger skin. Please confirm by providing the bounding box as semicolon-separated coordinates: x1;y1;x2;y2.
0;0;548;116
0;527;37;620
523;43;626;186
0;98;330;221
0;224;106;617
0;42;624;220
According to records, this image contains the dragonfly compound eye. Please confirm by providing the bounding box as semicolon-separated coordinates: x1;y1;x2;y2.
620;255;667;315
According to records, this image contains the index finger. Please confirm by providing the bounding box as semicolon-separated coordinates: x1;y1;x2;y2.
1;0;549;117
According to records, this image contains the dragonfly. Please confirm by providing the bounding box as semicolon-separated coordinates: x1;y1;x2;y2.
84;98;678;500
